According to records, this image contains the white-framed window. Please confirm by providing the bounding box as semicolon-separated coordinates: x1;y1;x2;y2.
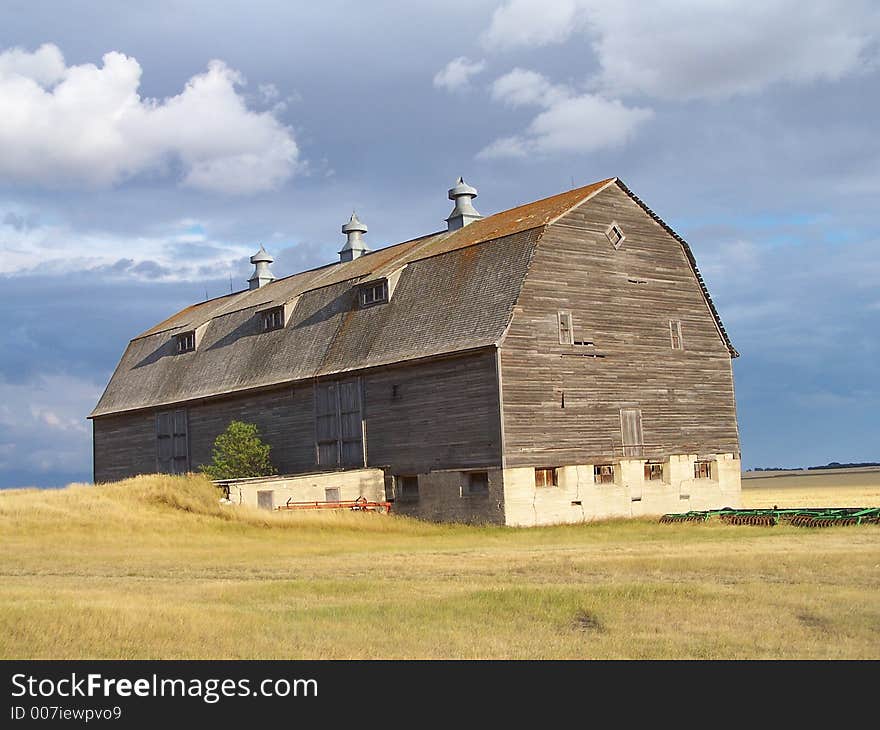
360;281;388;307
176;331;195;353
670;320;683;350
262;306;284;331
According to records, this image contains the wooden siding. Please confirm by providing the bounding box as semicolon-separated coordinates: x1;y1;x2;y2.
499;184;740;467
92;349;502;482
363;349;502;474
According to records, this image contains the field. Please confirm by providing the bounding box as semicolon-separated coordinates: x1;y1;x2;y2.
1;472;878;659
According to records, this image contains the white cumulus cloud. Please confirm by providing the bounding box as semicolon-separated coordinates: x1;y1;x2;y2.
481;0;879;100
479;68;652;158
0;43;301;194
433;56;487;91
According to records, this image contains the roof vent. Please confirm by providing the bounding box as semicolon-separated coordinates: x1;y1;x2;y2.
248;245;276;290
445;176;482;231
339;211;370;262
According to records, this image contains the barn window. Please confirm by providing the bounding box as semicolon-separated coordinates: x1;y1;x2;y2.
605;221;625;249
670;320;683;350
176;331;195;353
465;471;489;496
359;280;388;307
644;462;664;481
315;379;364;467
594;464;615;484
324;487;340;503
535;467;558;487
261;306;284;331
558;311;573;345
395;475;419;501
694;460;713;479
156;409;188;474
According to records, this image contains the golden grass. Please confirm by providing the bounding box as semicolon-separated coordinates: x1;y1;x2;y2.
1;473;878;659
742;468;880;508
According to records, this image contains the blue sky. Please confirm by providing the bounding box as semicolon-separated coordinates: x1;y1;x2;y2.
1;1;878;486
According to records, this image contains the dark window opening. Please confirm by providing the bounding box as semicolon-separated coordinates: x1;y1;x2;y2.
396;475;419;501
644;462;664;481
465;471;489;495
360;280;388;307
176;331;195;353
262;307;284;331
606;222;625;249
535;467;559;488
694;460;713;479
594;464;615;484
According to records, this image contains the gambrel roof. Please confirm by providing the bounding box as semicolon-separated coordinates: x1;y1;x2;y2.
91;178;735;418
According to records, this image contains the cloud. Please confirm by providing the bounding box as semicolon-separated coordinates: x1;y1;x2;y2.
0;43;300;194
483;0;583;50
479;68;652;158
433;56;487;92
481;1;879;100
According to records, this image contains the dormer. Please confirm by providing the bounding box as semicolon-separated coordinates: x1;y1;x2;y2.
255;296;299;331
173;322;208;354
357;265;406;308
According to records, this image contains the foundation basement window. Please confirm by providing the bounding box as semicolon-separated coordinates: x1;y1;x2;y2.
535;467;559;487
694;460;714;479
465;471;489;496
644;462;664;481
594;464;615;484
395;476;419;501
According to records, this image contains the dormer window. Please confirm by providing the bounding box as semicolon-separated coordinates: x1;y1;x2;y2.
359;280;388;307
176;331;195;354
261;306;284;332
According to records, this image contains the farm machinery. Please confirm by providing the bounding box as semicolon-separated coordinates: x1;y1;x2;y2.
660;507;880;527
276;495;392;514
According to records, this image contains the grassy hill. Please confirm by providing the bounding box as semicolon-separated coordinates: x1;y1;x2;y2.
1;474;878;659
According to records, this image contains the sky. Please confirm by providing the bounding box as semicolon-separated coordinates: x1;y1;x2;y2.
1;0;878;487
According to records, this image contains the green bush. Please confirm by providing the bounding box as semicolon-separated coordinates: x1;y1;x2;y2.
200;420;276;480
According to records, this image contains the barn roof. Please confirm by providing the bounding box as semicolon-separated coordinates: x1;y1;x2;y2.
91;177;735;418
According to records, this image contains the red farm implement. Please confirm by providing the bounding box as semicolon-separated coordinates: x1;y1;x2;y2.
276;496;392;514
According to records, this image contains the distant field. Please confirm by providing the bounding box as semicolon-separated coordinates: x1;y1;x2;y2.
742;467;880;508
1;473;878;660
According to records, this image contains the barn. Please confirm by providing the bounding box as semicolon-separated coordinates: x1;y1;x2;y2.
90;176;741;525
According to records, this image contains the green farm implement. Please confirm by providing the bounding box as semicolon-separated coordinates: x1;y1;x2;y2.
660;507;880;527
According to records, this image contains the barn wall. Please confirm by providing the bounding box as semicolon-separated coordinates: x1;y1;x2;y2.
364;348;501;474
227;468;386;509
93;411;157;483
499;184;740;468
91;349;502;483
390;468;506;525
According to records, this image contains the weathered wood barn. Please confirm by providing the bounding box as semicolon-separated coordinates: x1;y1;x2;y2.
90;177;741;525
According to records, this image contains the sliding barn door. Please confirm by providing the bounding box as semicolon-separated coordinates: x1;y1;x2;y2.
315;378;364;468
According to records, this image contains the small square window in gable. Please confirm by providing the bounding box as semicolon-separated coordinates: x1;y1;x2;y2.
261;306;284;332
605;221;625;250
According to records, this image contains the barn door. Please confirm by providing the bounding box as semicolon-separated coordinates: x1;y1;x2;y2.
620;408;643;458
157;408;188;473
315;378;364;467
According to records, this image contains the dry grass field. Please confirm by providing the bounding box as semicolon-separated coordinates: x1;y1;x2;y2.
1;473;878;660
742;467;880;508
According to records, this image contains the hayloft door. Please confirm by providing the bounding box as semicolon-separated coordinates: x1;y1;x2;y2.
315;379;364;468
157;408;189;474
620;408;643;458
